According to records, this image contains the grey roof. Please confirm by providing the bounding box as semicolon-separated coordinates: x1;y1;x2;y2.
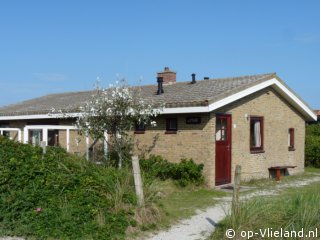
0;73;277;117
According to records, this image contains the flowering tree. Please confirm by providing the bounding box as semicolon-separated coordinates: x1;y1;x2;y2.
77;79;160;168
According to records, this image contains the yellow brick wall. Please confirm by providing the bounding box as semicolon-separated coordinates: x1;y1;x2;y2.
215;87;305;183
132;113;216;186
133;87;305;187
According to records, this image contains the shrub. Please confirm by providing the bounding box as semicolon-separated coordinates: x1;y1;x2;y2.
305;124;320;167
140;155;204;187
0;136;136;239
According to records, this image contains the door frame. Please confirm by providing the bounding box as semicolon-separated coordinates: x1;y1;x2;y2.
215;114;232;185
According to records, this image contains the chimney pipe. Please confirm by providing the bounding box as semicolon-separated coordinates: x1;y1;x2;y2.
191;73;196;84
157;77;164;95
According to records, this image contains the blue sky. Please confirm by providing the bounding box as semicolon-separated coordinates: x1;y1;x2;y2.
0;0;319;109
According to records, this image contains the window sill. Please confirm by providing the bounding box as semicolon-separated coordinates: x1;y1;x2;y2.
165;131;177;134
134;131;145;134
288;147;295;151
250;149;265;154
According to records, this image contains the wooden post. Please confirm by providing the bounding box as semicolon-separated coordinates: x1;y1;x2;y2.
85;134;89;161
132;156;144;207
232;165;241;216
276;169;281;182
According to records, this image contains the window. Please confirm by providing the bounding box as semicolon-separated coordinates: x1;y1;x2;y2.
250;116;264;152
216;117;227;141
0;123;10;138
29;129;43;146
134;122;145;134
288;128;295;151
186;117;201;124
166;118;177;133
48;130;59;146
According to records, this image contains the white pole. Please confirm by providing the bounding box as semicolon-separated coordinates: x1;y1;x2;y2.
66;129;70;152
23;127;28;143
18;130;22;142
42;128;48;146
86;133;89;161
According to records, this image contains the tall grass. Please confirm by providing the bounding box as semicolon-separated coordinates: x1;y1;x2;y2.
211;184;320;239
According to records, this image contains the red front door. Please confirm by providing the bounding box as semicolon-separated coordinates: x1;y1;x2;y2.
215;114;232;185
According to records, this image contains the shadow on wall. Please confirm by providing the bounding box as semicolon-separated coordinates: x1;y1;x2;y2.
135;134;160;159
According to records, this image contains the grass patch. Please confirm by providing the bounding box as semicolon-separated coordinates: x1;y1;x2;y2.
305;166;320;173
135;180;228;233
211;183;320;240
158;186;227;226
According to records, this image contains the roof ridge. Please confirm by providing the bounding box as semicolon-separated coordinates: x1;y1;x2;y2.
9;72;276;99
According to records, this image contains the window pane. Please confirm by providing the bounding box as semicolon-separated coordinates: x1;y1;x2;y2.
29;130;42;146
253;121;261;147
288;129;291;146
48;130;59;146
166;118;177;131
0;124;10;138
250;118;262;149
216;118;227;141
169;119;177;130
2;131;10;138
136;122;145;131
288;128;294;148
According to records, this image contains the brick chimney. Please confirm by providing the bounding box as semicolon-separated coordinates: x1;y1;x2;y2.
157;67;176;85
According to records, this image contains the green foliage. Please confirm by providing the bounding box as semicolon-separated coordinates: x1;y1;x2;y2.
140;155;204;187
0;136;136;239
305;124;320;167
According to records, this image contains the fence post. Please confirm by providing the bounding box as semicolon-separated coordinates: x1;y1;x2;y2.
132;156;144;207
232;165;241;216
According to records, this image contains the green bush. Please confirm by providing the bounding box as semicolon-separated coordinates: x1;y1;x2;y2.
305;124;320;167
0;136;136;239
140;155;204;187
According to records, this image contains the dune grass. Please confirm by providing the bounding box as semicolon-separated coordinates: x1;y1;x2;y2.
211;182;320;239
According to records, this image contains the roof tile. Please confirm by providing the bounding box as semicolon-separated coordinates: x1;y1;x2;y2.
0;73;275;116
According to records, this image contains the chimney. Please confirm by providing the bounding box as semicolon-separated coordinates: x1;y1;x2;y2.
157;77;164;95
191;73;196;84
157;67;176;85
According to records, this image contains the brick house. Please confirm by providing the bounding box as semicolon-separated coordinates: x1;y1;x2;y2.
0;68;317;186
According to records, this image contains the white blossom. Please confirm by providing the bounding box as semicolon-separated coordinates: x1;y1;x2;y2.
77;78;163;167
